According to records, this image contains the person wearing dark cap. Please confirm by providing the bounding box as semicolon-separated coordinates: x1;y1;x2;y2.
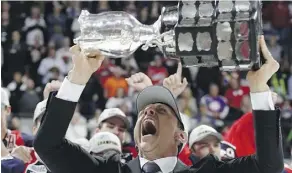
35;37;283;173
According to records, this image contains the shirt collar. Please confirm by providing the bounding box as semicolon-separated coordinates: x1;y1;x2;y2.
139;156;177;173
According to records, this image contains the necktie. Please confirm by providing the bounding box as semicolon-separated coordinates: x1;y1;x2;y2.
142;161;162;173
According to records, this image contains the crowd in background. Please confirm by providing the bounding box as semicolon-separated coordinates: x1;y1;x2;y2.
1;1;292;160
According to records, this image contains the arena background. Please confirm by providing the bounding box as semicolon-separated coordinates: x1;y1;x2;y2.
1;1;291;163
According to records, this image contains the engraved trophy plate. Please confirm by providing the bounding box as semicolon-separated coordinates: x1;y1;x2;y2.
175;0;263;71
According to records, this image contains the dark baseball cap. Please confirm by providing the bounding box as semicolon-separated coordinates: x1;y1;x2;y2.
136;86;184;130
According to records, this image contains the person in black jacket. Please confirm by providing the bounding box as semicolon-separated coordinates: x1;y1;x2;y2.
34;37;284;173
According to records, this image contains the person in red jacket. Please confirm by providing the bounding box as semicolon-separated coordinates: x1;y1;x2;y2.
224;112;292;173
2;88;34;150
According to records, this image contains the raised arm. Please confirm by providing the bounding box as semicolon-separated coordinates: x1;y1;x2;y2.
217;36;284;173
33;45;109;173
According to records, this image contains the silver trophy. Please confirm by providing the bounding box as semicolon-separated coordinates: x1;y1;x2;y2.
73;10;168;57
74;0;263;71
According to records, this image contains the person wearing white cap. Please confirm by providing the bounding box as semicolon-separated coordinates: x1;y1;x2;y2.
1;88;34;149
89;132;122;156
95;108;137;160
189;125;222;162
1;88;12;141
96;108;130;143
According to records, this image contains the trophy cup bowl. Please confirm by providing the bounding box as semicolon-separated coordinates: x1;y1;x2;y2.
74;10;161;58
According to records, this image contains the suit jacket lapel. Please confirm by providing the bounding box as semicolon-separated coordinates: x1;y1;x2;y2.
126;157;142;173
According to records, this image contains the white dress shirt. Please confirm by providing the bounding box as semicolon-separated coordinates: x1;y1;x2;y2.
56;77;275;173
56;77;275;111
140;157;177;173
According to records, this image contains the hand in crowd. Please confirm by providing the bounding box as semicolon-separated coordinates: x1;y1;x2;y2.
11;146;32;163
68;45;104;85
43;80;62;99
126;72;153;91
163;62;188;98
126;62;188;98
247;36;280;92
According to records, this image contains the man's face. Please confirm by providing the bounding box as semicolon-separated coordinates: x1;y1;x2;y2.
98;117;126;142
230;78;239;89
191;136;221;160
209;85;219;97
134;103;184;159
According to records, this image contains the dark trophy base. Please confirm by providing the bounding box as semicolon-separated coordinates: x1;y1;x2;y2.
174;0;263;71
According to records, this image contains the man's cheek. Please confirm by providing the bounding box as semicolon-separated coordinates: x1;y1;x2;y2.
198;147;210;158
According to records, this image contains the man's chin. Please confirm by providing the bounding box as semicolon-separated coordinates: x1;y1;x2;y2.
139;135;158;151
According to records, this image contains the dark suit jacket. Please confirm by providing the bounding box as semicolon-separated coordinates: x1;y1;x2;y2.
34;95;284;173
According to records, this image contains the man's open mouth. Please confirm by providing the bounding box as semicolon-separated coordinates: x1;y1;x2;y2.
142;119;157;136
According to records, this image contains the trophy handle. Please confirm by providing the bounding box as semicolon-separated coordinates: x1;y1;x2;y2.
141;30;174;52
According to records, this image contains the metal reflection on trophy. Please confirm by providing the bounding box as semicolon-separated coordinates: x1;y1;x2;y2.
175;0;263;71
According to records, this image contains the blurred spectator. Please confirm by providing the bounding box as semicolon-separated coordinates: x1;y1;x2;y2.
56;37;73;74
47;3;67;48
200;83;229;120
177;86;198;118
71;16;80;39
121;55;139;74
2;31;28;85
88;109;101;138
9;116;21;131
124;1;137;18
103;67;128;99
27;34;46;86
240;95;252;114
139;7;150;24
1;10;12;47
23;6;46;47
263;1;292;43
97;1;111;13
150;1;160;20
2;1;10;13
95;58;116;86
146;54;168;85
1;47;3;67
270;60;290;96
288;65;292;100
7;72;27;114
267;35;283;62
119;102;134;128
282;100;292;120
106;88;128;108
37;46;66;84
18;79;40;114
66;1;80;19
224;76;249;110
195;67;221;100
66;106;88;141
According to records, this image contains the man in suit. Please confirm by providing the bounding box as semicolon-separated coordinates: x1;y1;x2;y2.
34;37;284;173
